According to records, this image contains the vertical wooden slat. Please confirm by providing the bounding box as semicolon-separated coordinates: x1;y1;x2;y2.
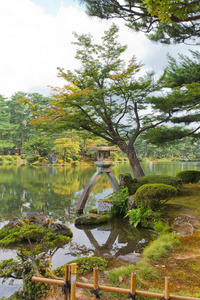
93;268;99;300
165;276;170;300
63;264;68;300
70;263;77;300
130;272;136;296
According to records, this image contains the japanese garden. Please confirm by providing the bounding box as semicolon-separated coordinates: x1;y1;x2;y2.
0;1;200;299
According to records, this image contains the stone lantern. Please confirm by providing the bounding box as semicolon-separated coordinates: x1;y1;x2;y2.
75;144;119;213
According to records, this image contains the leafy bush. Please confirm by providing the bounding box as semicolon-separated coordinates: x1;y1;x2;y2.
135;183;177;209
54;256;107;277
138;174;182;188
26;154;40;163
0;156;6;161
119;173;141;195
126;207;160;228
109;187;129;216
175;170;200;183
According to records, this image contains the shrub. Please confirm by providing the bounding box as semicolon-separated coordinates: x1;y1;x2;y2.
119;173;141;195
135;183;177;209
109;187;129;216
54;256;107;277
26;155;40;163
175;170;200;183
126;207;160;228
138;174;182;188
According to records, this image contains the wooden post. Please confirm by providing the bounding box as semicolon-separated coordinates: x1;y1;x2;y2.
70;263;77;300
93;268;99;300
63;264;68;300
165;276;170;300
130;272;136;296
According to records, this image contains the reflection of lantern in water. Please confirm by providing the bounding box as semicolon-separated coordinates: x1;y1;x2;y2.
75;144;119;214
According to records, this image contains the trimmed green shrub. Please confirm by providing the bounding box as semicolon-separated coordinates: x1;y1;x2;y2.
135;183;177;209
119;173;141;195
138;174;182;188
175;170;200;183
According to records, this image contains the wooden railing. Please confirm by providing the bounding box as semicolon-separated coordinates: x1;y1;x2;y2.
32;263;200;300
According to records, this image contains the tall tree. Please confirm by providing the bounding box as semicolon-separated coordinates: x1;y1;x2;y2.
0;95;15;153
79;0;200;44
28;25;197;178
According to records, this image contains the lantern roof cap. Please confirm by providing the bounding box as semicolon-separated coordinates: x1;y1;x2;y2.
89;144;118;152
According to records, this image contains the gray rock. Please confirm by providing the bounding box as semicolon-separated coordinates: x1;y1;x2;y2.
117;253;141;264
80;277;89;283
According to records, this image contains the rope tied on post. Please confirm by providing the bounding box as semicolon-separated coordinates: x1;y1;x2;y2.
62;280;71;295
90;288;100;298
128;292;137;299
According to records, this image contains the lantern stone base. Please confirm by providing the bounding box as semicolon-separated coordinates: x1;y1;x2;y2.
97;199;114;214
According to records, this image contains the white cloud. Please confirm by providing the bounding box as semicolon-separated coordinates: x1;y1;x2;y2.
0;0;193;98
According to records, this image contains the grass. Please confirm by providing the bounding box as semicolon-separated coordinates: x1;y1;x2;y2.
79;184;200;299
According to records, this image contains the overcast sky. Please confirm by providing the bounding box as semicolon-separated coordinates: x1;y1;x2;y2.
0;0;197;98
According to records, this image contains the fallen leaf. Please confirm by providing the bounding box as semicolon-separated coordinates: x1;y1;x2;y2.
176;284;181;289
154;265;159;267
119;276;123;282
161;265;165;268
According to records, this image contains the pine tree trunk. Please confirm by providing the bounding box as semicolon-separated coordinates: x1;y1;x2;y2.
128;150;145;179
118;141;145;179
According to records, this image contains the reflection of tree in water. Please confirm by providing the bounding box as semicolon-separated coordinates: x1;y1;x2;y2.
66;219;153;258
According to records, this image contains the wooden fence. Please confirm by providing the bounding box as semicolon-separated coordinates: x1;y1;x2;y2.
32;263;200;300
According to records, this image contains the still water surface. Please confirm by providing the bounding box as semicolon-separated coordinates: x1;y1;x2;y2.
0;161;199;297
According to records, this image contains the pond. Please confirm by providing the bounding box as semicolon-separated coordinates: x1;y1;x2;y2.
0;161;199;297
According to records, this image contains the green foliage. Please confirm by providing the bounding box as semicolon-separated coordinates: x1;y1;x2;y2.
23;135;53;157
142;232;179;262
119;173;141;194
175;169;200;183
164;51;200;87
135;183;177;209
0;224;72;299
26;154;40;163
82;0;200;44
109;187;129;216
137;174;182;188
54;256;107;277
126;207;160;228
154;221;170;233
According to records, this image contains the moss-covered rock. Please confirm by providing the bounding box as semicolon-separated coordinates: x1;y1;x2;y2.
137;174;182;188
119;173;141;194
75;213;111;226
3;212;73;237
175;169;200;183
135;183;177;209
54;256;108;277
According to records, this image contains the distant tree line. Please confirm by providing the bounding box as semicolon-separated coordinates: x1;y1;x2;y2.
0;90;199;164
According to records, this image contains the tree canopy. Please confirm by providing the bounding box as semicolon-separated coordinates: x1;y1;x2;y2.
79;0;200;44
145;50;200;144
29;25;199;178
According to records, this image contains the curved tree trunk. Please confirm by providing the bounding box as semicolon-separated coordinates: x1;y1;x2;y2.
118;142;145;179
127;150;145;179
